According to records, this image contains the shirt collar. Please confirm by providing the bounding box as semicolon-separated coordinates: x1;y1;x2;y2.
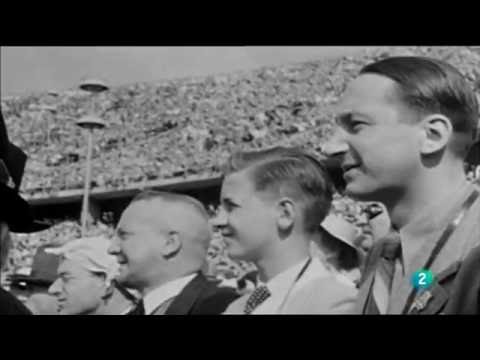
143;273;197;315
399;181;475;274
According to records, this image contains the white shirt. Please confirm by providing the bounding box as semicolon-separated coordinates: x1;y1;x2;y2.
143;273;197;315
252;257;311;314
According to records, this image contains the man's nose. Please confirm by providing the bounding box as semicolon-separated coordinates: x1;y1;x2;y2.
48;279;61;296
211;208;227;229
108;239;120;255
321;129;349;158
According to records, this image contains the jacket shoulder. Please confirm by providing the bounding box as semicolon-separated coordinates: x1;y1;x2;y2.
191;279;240;315
0;287;33;315
444;245;480;314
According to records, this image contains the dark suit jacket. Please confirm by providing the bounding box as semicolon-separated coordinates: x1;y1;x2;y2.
163;273;239;315
0;287;32;315
356;183;480;314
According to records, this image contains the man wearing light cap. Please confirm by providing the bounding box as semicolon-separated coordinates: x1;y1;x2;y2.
311;213;362;288
48;236;136;315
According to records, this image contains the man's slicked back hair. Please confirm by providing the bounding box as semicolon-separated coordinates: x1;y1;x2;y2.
360;56;479;157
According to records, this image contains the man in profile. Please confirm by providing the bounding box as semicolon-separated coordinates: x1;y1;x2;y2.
214;146;357;314
109;191;239;315
324;56;480;314
48;236;136;315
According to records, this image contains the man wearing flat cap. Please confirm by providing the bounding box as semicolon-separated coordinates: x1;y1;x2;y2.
0;111;52;315
48;236;136;315
311;213;363;288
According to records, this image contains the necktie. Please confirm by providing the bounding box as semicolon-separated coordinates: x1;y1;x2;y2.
126;299;145;315
244;285;271;314
371;232;402;314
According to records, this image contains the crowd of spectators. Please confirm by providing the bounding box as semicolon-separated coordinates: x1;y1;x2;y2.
2;46;478;199
2;46;479;283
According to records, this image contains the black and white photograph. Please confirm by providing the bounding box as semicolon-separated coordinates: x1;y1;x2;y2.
1;46;479;315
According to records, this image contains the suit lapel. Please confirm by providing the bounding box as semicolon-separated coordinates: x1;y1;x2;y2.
164;273;208;315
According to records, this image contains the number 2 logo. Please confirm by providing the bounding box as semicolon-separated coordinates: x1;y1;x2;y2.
411;269;434;290
418;273;427;286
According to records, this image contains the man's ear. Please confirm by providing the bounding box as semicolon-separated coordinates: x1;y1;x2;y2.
162;231;182;259
419;114;453;155
102;280;115;301
275;198;296;233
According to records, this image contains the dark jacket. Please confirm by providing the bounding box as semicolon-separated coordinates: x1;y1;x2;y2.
0;287;32;315
164;273;239;315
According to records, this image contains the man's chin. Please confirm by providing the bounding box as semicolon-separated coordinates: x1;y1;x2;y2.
345;184;380;202
115;271;132;287
225;247;247;262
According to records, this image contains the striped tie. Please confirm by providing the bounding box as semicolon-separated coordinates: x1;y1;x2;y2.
244;285;271;314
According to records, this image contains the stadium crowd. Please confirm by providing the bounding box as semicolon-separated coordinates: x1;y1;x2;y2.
2;46;478;198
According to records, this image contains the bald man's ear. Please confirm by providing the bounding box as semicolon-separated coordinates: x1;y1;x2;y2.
419;114;453;155
102;280;115;301
162;231;182;259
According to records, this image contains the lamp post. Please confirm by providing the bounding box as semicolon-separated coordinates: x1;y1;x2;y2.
77;79;108;236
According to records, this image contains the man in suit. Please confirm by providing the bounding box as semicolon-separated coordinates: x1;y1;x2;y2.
0;111;51;315
213;146;357;314
108;191;239;315
323;56;480;314
48;236;136;315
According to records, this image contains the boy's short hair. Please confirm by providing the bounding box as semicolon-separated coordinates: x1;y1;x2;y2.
224;146;334;234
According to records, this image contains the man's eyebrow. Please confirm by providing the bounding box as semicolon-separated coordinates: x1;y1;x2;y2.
116;228;131;236
335;112;352;125
336;111;371;125
221;196;237;205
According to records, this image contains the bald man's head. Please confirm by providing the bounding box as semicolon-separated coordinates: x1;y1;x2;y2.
110;191;212;289
130;191;212;249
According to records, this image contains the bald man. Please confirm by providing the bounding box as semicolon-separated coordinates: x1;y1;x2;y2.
109;191;239;315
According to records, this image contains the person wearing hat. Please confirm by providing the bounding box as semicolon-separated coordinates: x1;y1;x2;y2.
8;244;60;309
311;213;362;288
47;236;136;315
0;111;51;315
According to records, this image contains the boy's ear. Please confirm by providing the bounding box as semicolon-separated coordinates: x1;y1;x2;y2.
276;198;296;232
